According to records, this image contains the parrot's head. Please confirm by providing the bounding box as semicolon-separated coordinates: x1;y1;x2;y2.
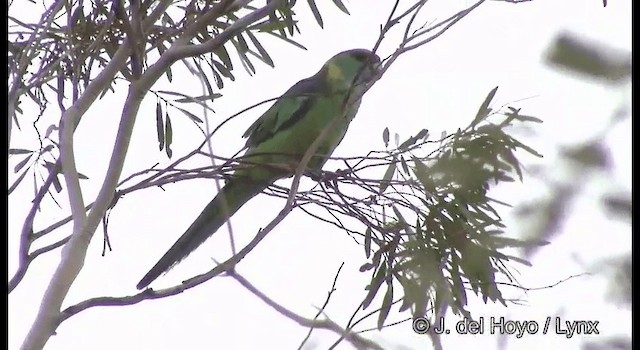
323;49;381;94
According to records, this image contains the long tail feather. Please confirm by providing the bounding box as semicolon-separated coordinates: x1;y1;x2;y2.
137;180;266;289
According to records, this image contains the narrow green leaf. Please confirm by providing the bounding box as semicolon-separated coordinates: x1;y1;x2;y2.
157;90;217;114
52;174;62;193
331;0;350;14
364;227;372;258
13;154;32;173
175;94;222;103
8;168;29;194
245;30;274;67
516;114;544;123
510;137;543;157
306;0;323;28
213;46;233;70
412;158;434;193
379;160;396;193
240;55;256;75
500;254;533;266
416;128;429;140
377;285;393;330
208;60;225;88
471;86;499;127
279;4;296;35
38;145;54;156
371;245;385;268
502;149;523;181
267;8;286;37
359;262;375;272
264;31;307;50
397;277;414;312
391;205;408;228
398;135;417;151
156;102;164;151
175;107;204;123
9;148;32;155
236;33;250;52
212;59;235;80
400;156;409;175
382;127;389;147
232;38;255;75
193;59;213;97
362;263;386;310
156;42;173;83
165;112;173;158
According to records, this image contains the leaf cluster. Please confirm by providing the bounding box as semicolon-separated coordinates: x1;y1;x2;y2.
8;0;350;133
354;87;546;328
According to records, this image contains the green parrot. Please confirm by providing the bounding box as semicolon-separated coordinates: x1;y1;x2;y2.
137;49;381;289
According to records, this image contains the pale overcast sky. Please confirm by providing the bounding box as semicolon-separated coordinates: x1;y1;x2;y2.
9;0;631;349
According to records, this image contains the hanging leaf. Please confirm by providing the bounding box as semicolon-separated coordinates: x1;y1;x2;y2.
379;160;396;193
412;158;436;193
231;38;255;75
193;57;215;97
382;127;389;148
165;66;173;82
52;173;62;193
213;46;233;70
212;59;235;80
331;0;350;14
364;227;372;258
400;155;409;175
306;0;323;28
377;285;393;330
165;112;173;158
245;30;274;67
362;263;387;310
208;60;224;89
156;102;164;151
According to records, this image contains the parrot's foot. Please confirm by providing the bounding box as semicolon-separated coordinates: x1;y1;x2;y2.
306;169;350;185
305;169;325;182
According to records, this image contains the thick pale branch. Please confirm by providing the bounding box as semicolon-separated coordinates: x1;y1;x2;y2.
20;0;185;348
21;3;286;348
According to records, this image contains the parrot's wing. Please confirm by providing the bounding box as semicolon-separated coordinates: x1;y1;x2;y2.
242;74;326;149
